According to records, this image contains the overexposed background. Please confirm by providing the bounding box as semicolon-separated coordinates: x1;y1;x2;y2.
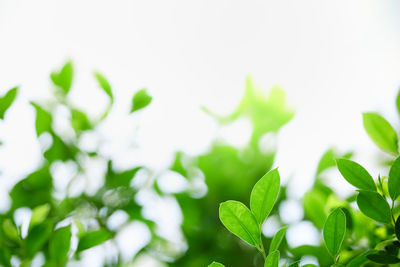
1;0;400;265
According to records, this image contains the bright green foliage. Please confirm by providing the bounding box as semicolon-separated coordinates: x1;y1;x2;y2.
323;208;346;258
389;156;400;200
94;72;114;102
336;159;376;191
0;87;18;119
49;225;71;264
50;61;74;94
250;168;280;224
219;200;260;247
346;250;377;267
131;88;152;113
363;112;398;154
208;262;225;267
2;219;19;241
264;250;279;267
356;190;391;223
31;102;52;136
29;203;51;230
269;226;288;253
77;229;112;252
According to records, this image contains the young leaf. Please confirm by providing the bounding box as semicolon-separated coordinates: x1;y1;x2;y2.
363;112;398;154
346;250;377;267
250;168;280;224
2;219;19;241
31;102;52;136
208;262;225;267
50;61;73;95
29;203;51;230
336;159;376;191
77;229;112;252
356;190;391;223
94;72;113;102
323;208;346;257
131;88;152;113
389;156;400;200
269;225;288;253
219;200;260;247
395;216;400;241
49;225;71;264
264;250;279;267
366;251;400;264
0;87;18;119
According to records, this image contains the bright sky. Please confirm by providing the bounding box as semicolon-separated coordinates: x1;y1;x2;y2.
0;0;400;265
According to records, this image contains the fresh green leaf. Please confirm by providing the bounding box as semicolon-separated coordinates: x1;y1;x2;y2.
356;190;391;223
264;250;279;267
336;159;376;191
219;200;260;247
31;102;52;136
303;190;327;229
51;61;73;95
94;72;113;102
250;168;280;224
2;219;19;241
323;208;346;257
49;225;71;264
346;250;377;267
77;229;112;252
131;88;152;113
363;112;398;154
71;109;92;133
0;87;18;119
389;156;400;200
366;250;400;264
29;203;51;230
26;220;53;258
208;262;225;267
269;225;288;253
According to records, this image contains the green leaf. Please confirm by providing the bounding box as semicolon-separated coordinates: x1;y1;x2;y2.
395;216;400;241
2;219;19;241
71;109;92;133
77;229;112;251
250;168;280;224
288;262;299;267
29;203;51;230
51;61;73;95
49;225;71;264
269;225;288;253
346;250;377;267
208;262;225;267
336;159;376;191
396;88;400;117
366;251;400;264
356;190;391;223
389;156;400;200
0;87;18;119
363;112;398;154
94;72;113;102
303;190;327;229
264;250;279;267
31;102;52;136
26;220;53;258
131;88;152;113
323;208;346;257
219;200;260;247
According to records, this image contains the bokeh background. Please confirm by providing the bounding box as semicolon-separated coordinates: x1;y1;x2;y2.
1;1;400;266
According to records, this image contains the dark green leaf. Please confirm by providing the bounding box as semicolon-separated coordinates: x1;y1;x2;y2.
346;250;377;267
336;159;376;191
356;190;391;223
31;102;52;136
288;262;299;267
264;250;279;267
269;225;288;253
26;220;53;258
94;72;113;102
219;200;260;247
389;156;400;200
49;225;71;264
131;88;152;113
366;251;400;264
250;168;280;224
50;61;73;94
396;216;400;241
363;112;398;154
0;87;18;119
323;208;346;257
77;229;112;251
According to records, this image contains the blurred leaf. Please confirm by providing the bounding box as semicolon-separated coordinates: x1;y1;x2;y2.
366;250;400;264
264;250;279;267
336;159;376;191
0;248;12;267
356;190;391;224
208;262;225;267
346;250;377;267
94;72;113;102
26;220;53;258
287;262;299;267
219;200;260;247
106;161;141;189
131;88;152;113
250;168;280;224
44;133;77;163
51;61;73;95
323;208;346;257
303;190;327;229
29;203;51;230
31;102;52;136
71;109;92;133
2;219;19;241
316;149;352;176
269;225;288;254
0;87;18;119
389;156;400;201
49;225;71;264
396;216;400;241
363;112;398;154
77;229;112;252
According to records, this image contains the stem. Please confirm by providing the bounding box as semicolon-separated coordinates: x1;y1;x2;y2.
257;241;267;260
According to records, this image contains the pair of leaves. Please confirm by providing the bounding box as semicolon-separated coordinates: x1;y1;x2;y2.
219;169;280;247
323;208;346;258
363;112;398;154
0;87;18;119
